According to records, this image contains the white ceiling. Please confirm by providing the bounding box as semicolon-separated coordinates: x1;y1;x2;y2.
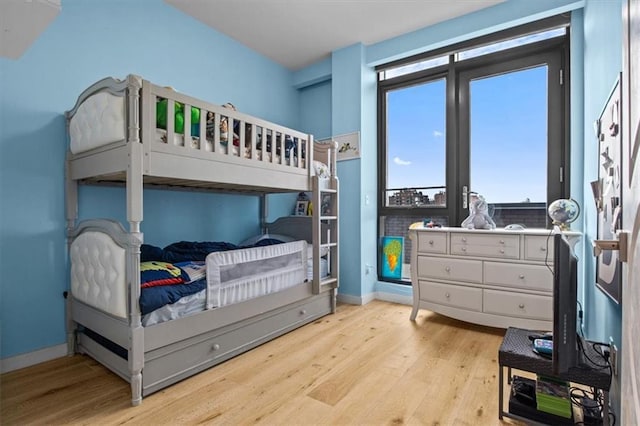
165;0;505;70
0;0;61;60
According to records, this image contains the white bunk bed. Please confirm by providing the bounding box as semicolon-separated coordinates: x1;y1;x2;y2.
64;74;339;406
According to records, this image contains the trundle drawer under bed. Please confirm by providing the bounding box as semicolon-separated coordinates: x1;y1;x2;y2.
143;294;333;395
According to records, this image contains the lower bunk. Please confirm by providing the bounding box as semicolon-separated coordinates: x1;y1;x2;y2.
66;218;335;406
72;284;333;403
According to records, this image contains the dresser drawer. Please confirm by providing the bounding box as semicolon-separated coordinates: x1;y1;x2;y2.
417;256;483;283
419;280;482;312
483;289;552;321
524;235;554;262
417;232;448;254
484;262;553;292
450;233;520;259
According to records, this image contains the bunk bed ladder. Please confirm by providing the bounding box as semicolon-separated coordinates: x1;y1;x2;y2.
312;175;339;304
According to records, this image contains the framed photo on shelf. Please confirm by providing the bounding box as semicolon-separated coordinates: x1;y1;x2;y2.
295;200;309;216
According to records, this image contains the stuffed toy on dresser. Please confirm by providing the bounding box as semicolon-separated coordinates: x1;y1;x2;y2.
461;196;496;229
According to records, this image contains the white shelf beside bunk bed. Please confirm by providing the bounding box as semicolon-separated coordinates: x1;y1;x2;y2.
64;74;339;406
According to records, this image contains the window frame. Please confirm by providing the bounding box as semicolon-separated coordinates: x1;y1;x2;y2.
457;39;570;223
376;15;571;284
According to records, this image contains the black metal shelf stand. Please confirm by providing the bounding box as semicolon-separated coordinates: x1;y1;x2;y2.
498;327;612;425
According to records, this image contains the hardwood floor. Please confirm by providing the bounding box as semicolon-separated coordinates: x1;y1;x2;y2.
0;300;520;425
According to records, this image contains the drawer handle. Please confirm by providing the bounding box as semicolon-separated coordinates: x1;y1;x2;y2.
540;247;547;252
462;237;467;242
518;274;525;279
499;239;505;244
212;343;220;351
500;249;505;254
429;240;434;245
300;309;307;315
461;247;467;252
445;266;451;272
518;303;525;309
445;292;450;298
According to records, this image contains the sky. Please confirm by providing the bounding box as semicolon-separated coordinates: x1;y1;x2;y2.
387;65;548;204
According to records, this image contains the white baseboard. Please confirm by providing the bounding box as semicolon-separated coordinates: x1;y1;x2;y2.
361;292;377;305
337;291;412;306
337;292;377;305
1;344;67;373
374;292;413;306
336;293;366;305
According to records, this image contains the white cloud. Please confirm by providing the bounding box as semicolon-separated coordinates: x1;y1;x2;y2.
433;130;443;137
394;157;411;166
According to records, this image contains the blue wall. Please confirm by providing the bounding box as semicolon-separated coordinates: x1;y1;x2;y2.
0;0;300;358
581;0;623;344
299;80;332;141
581;0;623;413
332;44;365;298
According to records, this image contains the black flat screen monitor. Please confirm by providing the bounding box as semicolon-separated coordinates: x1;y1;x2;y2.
552;232;582;375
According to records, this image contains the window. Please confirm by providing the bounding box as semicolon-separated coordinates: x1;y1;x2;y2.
377;16;570;283
385;78;447;208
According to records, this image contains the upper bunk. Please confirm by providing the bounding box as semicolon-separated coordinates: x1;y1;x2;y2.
65;74;337;194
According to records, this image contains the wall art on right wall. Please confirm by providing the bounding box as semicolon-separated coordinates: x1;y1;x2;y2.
595;74;623;304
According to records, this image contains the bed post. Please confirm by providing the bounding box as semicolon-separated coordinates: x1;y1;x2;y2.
65;159;78;233
64;105;79;355
64;292;76;356
260;194;268;234
126;74;143;234
128;233;144;406
126;74;145;406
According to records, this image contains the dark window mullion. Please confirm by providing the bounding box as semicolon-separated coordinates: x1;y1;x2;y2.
446;57;460;225
547;50;562;206
457;65;471;227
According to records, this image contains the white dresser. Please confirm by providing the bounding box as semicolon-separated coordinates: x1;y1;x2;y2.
409;227;580;330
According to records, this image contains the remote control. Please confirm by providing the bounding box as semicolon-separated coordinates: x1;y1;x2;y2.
533;338;553;355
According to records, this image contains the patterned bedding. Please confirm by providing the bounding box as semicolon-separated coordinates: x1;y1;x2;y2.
139;237;301;316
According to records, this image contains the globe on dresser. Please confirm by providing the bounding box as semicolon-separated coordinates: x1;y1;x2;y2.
548;198;580;230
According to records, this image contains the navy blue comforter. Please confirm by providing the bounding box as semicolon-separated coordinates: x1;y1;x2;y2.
141;241;239;263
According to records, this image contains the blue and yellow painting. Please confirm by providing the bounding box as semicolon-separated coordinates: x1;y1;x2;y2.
381;236;403;280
